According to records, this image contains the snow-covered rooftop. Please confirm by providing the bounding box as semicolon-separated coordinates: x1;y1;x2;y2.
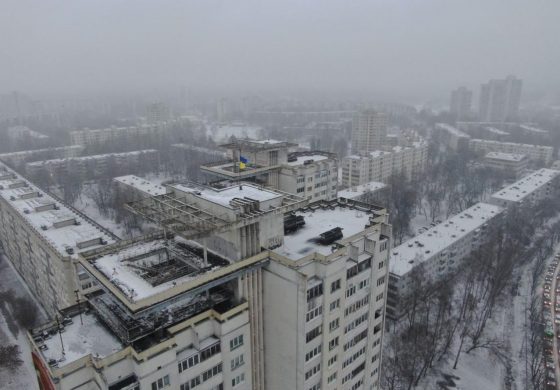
485;152;526;162
490;168;559;203
39;312;122;365
169;183;283;208
113;175;167;196
484;126;510;136
285;154;330;166
0;163;116;259
273;204;376;260
519;124;548;134
435;123;470;138
338;181;386;200
26;149;158;167
0;145;83;160
469;138;553;151
91;239;204;301
390;202;503;276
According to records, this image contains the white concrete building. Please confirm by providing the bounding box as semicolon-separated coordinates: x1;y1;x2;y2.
469;138;554;165
29;198;391;390
338;181;386;202
484;152;528;178
351;110;387;153
387;202;503;318
70;124;165;146
341;141;428;188
26;150;159;180
0;145;84;167
201;139;339;201
434;123;471;151
489;168;560;208
278;152;338;202
113;175;167;198
0;162;117;316
265;200;391;390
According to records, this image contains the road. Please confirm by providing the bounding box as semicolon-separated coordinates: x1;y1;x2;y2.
545;253;560;389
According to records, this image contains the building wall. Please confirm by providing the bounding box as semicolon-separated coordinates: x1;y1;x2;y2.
0;196;79;315
34;307;253;390
341;143;428;188
263;225;391;390
279;159;338;202
351;111;387;153
469;139;554;165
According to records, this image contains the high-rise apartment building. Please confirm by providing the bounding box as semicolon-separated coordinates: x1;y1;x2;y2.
449;86;472;120
351;110;387;153
27;177;391;390
479;75;522;122
146;102;170;124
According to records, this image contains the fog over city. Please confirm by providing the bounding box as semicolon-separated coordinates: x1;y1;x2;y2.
2;1;560;390
2;0;560;102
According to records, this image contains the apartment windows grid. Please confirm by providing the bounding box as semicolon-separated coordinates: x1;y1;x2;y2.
230;335;244;351
375;292;384;302
327;372;337;384
152;375;170;390
179;341;222;373
308;384;321;390
346;258;371;280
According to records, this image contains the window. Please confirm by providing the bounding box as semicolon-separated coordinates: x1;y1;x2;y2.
230;335;244;351
329;336;339;351
305;363;321;380
331;279;341;293
179;353;200;372
346;258;372;280
306;305;322;322
329;299;340;312
376;293;384;302
309;384;321;390
202;363;222;382
376;277;385;287
328;373;337;384
232;373;245;387
180;376;201;390
231;355;244;370
358;279;369;290
200;342;221;361
329;318;339;332
305;344;322;362
328;355;337;367
380;240;388;252
297;175;305;184
297;187;305;193
307;283;323;301
152;375;170;390
306;325;322;343
346;285;356;298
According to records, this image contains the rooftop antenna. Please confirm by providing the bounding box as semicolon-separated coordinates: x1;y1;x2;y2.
55;315;65;359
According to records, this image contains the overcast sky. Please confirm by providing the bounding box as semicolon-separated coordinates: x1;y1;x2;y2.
1;0;559;102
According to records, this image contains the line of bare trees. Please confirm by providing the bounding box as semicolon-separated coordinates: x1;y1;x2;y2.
382;197;560;389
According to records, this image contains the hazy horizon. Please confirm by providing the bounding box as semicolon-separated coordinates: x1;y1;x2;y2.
2;0;560;104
